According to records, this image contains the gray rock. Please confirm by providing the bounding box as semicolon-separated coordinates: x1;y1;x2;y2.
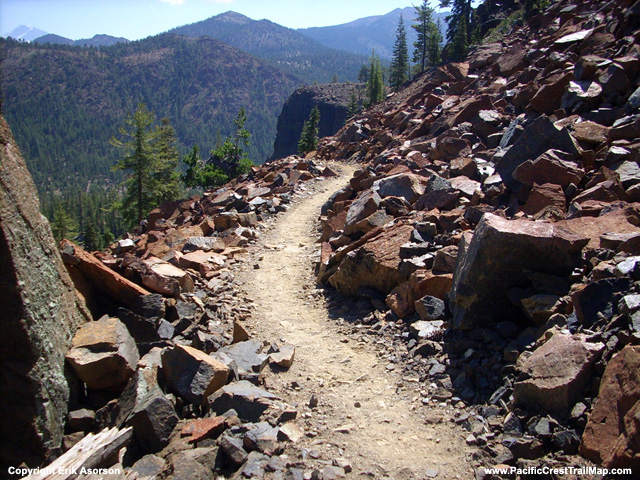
414;296;446;321
373;173;426;204
218;340;269;375
220;434;248;465
208;381;279;422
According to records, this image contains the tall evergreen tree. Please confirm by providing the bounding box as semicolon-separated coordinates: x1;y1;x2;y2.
366;51;385;106
110;103;181;227
51;205;78;242
389;14;410;92
298;106;321;154
427;18;443;67
154;117;182;202
412;0;435;73
441;0;474;62
346;90;363;120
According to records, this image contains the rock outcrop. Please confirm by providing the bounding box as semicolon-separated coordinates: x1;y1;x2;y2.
0;115;90;469
270;83;364;160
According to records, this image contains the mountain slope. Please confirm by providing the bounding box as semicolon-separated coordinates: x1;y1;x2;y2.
169;11;367;83
0;34;300;201
299;7;448;59
4;25;48;42
33;33;130;47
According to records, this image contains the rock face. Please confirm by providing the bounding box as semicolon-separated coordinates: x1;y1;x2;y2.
450;214;589;329
0;115;90;469
270;83;363;160
580;345;640;469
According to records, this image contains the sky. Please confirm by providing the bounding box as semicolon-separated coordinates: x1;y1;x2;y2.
0;0;445;41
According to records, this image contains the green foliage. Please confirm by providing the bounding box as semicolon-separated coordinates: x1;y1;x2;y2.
51;206;78;242
412;0;436;73
346;90;364;120
298;106;321;154
358;64;370;83
110;103;181;227
182;108;254;188
441;0;474;62
524;0;550;18
389;14;410;92
82;219;100;251
366;51;385;106
482;10;524;44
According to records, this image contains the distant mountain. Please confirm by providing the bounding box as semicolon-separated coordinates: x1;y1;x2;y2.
169;11;367;83
33;33;129;47
0;34;301;204
4;25;48;42
299;7;449;59
33;34;74;46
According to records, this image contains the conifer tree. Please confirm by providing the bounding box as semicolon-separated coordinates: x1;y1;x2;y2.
110;103;181;227
51;206;78;242
412;0;435;73
155;117;182;202
389;14;410;92
366;51;385;106
298;106;321;154
346;90;363;119
427;18;443;67
441;0;474;62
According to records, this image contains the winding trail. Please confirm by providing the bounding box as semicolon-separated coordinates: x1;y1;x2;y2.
238;163;473;479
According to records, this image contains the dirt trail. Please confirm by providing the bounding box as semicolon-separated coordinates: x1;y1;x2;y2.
238;163;474;479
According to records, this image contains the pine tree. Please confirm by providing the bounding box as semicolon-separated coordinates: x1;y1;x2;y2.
51;206;78;242
83;219;99;251
389;14;410;92
366;51;385;106
412;0;435;73
110;103;181;227
442;0;473;62
154;117;182;202
427;18;443;67
298;106;321;154
346;90;363;119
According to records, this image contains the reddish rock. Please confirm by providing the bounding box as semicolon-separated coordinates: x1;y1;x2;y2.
522;183;566;216
571;180;627;205
66;317;139;391
343;190;381;236
571;120;609;146
430;135;471;161
494;43;526;77
328;223;413;296
61;240;150;307
385;281;416;318
373;173;425;204
450;214;589;328
514;331;604;417
580;345;640;470
512;149;585;188
181;417;226;444
529;72;572;115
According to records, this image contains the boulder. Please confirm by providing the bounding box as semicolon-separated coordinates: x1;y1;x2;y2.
66;317;139;391
496;116;579;189
414;296;446;321
0;115;91;467
143;257;194;296
208;381;279;422
514;331;604;417
328;223;413;296
450;214;589;329
373;173;425;204
343;190;381;236
522;183;566;215
512;149;584;188
217;340;269;376
580;345;640;470
161;345;229;405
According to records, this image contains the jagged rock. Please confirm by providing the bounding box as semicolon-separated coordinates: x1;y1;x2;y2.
410;320;445;340
512;149;584;188
450;214;589;329
328;223;413;296
115;365;178;453
217;340;269;375
61;239;150;307
67;409;95;433
571;277;633;328
182;236;225;253
529;72;572;114
561;81;603;112
373;173;425;204
414;296;446;321
522;183;566;215
181;416;225;443
208;381;279;422
612;160;640;189
130;454;166;480
343;190;381;236
269;344;296;368
0;116;91;467
66;317;139;391
161;344;229;405
514;331;604;417
571;120;609;145
580;345;640;470
143;257;194;296
496;116;579;189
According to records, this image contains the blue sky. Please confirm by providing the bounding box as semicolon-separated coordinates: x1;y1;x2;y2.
0;0;446;40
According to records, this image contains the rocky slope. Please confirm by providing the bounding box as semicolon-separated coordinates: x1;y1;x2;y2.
311;0;640;474
270;83;364;161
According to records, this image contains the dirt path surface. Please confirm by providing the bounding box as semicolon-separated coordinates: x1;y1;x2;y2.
238;163;474;479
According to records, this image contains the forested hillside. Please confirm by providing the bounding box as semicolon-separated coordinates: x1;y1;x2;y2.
0;33;302;241
169;11;367;83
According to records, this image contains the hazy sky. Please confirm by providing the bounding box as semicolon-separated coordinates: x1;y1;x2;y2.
0;0;445;40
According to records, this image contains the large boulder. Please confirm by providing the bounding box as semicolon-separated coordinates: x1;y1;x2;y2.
513;331;604;417
373;173;425;204
580;345;640;470
162;345;229;405
328;223;413;296
343;190;381;236
450;214;589;329
0;115;91;468
66;317;139;391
